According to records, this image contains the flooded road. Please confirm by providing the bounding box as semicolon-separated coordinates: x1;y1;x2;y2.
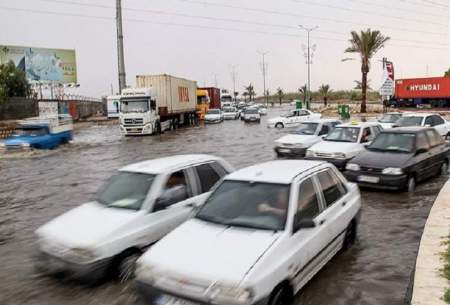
0;106;447;305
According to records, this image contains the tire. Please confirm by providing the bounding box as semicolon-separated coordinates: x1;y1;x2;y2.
275;123;284;129
115;251;141;283
153;121;161;135
440;161;449;176
269;285;292;305
342;221;357;251
406;176;416;193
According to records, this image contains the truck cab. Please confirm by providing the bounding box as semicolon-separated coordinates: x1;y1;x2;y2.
119;88;160;136
196;89;210;120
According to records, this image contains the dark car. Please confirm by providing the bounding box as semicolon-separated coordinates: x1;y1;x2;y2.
344;127;449;192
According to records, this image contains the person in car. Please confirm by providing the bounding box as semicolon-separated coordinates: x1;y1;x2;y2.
164;171;188;200
257;189;288;217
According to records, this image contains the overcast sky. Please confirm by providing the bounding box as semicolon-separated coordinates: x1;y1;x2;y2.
2;0;450;97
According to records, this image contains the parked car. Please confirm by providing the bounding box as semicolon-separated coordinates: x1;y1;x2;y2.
223;107;239;120
267;109;321;128
274;119;342;158
34;155;234;283
377;112;403;129
306;121;383;170
204;109;224;123
243;108;261;123
345;127;449;192
258;106;268;116
135;160;361;305
394;113;450;138
0;115;73;151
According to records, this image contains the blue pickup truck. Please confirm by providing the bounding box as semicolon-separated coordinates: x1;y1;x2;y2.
0;115;73;151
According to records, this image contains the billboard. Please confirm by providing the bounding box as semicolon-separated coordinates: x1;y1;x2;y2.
0;45;77;84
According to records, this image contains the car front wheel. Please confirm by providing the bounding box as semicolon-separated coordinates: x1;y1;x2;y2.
406;176;416;193
275;123;284;129
269;285;292;305
440;161;449;176
114;251;141;282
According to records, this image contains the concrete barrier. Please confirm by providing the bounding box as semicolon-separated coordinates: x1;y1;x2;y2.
411;179;450;305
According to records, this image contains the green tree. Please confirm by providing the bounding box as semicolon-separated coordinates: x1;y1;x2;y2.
445;68;450;77
277;87;284;105
318;84;332;107
298;85;308;104
245;84;256;101
242;92;249;102
345;29;390;113
0;61;30;101
354;80;372;90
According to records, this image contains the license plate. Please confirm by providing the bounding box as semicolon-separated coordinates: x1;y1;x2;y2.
358;175;380;183
279;149;291;153
156;295;200;305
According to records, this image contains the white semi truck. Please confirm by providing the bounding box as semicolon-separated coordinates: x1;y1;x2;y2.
119;75;197;136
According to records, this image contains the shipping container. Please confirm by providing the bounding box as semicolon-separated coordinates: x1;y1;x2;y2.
200;87;221;109
136;74;197;114
395;77;450;99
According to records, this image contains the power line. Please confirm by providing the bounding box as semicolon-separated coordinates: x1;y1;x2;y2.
1;5;450;51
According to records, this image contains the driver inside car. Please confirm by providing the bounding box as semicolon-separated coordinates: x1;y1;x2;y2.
257;189;289;218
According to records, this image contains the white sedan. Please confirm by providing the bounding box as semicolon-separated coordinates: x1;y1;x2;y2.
34;155;234;283
136;160;361;305
267;109;321;128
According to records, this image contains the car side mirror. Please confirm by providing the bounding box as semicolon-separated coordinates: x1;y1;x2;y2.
416;148;428;155
153;185;187;212
293;213;316;233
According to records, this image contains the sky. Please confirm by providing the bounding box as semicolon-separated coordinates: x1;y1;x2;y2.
1;0;450;97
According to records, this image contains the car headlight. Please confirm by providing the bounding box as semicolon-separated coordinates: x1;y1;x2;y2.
346;163;360;171
382;167;403;175
334;152;347;159
306;150;315;157
21;143;30;148
208;283;254;305
63;248;97;264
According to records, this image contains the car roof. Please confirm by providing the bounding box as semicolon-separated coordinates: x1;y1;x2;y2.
402;112;436;117
225;160;325;184
120;154;221;174
381;127;433;133
303;118;341;124
336;121;380;128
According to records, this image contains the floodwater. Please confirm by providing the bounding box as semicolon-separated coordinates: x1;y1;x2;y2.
0;106;446;305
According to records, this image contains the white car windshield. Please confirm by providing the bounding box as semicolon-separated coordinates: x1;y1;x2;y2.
196;181;290;231
379;114;401;123
207;109;221;115
120;100;149;113
396;116;423;127
294;123;319;135
223;107;235;113
96;172;155;210
325;127;360;143
245;109;259;115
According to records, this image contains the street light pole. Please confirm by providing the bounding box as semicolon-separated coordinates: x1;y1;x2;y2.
116;0;126;93
230;65;238;102
258;51;269;106
299;25;318;109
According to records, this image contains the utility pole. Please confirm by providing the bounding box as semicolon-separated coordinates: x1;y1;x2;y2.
230;65;238;102
258;51;269;106
116;0;126;93
299;25;318;109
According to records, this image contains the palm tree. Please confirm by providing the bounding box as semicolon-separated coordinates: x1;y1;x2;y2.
318;84;332;107
345;29;390;113
277;87;284;105
245;84;256;102
242;92;249;102
298;85;308;105
445;68;450;77
354;80;372;90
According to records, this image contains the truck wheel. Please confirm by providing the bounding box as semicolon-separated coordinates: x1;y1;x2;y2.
154;122;161;135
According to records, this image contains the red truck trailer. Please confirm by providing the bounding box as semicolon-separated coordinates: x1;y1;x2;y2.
199;87;221;109
394;76;450;107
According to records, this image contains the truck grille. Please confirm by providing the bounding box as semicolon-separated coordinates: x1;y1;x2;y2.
124;118;143;125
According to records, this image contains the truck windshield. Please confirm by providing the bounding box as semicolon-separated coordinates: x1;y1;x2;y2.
196;181;290;231
396;116;423;127
96;172;155;211
13;127;48;136
120;100;149;113
325;127;360;143
368;133;415;153
294;123;319;135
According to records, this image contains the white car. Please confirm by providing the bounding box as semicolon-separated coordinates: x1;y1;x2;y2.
306;121;383;170
267;109;321;128
243;108;261;123
205;109;224;123
377;112;403;129
223;107;239;120
34;155;234;283
258;107;268;116
136;160;361;305
275;119;342;158
394;112;450;138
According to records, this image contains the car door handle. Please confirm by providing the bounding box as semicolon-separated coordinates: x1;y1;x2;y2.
342;201;347;207
319;219;326;226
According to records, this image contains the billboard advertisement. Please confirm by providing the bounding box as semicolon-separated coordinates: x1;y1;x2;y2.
0;45;77;84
